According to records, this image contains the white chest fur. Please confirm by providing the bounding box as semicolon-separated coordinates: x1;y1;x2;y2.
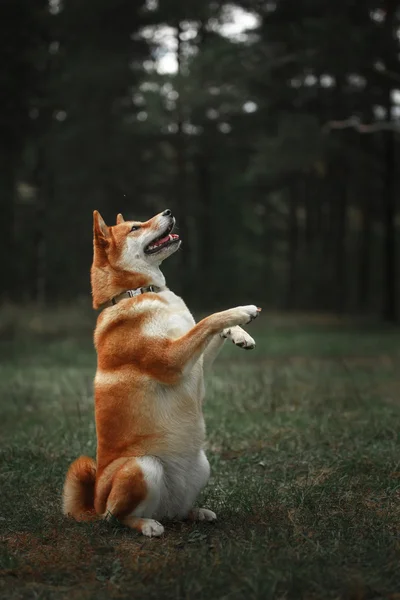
142;290;196;339
148;290;206;455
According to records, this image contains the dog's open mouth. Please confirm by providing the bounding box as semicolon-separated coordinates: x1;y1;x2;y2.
145;222;180;255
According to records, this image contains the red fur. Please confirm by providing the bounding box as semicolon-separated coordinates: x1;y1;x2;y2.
62;456;97;521
62;210;260;536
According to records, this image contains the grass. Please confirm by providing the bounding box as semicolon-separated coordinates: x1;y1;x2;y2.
1;306;400;599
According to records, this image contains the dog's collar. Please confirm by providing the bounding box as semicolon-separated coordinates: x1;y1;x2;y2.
101;285;164;309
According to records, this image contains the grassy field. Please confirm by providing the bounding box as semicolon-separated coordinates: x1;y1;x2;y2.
1;307;400;599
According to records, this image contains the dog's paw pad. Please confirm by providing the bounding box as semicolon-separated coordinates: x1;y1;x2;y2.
226;326;256;350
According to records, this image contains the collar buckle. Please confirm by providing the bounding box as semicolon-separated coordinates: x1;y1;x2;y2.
127;288;141;298
106;285;160;309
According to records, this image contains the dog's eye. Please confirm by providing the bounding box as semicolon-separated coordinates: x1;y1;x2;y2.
131;225;140;232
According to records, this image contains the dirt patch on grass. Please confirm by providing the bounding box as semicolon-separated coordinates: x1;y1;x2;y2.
0;524;190;596
2;530;95;581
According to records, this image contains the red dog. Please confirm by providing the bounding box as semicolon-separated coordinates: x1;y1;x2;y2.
63;209;260;536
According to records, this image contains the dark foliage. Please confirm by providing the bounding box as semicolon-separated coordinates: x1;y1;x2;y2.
1;0;400;318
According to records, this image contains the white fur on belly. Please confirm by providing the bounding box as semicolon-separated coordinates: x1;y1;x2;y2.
131;451;210;521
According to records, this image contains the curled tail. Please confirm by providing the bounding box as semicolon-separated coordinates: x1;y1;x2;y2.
62;456;97;521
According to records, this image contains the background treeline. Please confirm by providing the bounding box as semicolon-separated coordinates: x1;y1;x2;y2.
2;0;400;319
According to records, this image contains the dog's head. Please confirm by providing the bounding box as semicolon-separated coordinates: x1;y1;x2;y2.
94;209;180;269
91;209;180;308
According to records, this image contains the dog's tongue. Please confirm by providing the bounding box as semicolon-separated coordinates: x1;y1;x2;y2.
155;234;170;246
154;233;179;247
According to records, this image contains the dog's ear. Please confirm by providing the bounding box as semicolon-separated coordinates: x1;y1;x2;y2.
93;210;109;248
116;213;125;225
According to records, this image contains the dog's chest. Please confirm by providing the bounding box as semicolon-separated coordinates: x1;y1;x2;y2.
160;290;196;337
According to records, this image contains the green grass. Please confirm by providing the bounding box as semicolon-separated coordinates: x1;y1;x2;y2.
1;308;400;599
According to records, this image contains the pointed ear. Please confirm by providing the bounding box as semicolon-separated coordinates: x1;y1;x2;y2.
116;213;125;225
93;210;109;247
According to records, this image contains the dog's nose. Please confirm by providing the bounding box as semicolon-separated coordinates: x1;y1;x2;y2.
162;209;172;217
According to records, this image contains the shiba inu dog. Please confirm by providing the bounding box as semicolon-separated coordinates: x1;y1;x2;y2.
62;209;261;537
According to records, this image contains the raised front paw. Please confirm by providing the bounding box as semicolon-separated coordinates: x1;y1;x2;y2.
228;305;261;327
221;325;256;350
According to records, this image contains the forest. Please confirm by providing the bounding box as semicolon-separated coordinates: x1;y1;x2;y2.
1;0;400;319
3;3;400;598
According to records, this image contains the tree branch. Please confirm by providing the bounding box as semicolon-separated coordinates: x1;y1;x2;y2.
323;116;400;134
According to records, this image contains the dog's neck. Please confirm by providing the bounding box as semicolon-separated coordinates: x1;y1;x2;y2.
91;262;166;310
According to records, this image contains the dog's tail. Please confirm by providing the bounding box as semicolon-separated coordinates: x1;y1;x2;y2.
62;456;98;521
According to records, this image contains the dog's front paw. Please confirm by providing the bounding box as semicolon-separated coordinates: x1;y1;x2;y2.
221;326;256;350
228;305;261;327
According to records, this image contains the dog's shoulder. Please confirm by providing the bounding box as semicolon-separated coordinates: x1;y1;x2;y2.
94;291;194;348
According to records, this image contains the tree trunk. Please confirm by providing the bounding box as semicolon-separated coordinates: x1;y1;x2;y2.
382;127;397;321
304;175;313;250
357;192;372;312
175;21;190;296
334;167;348;314
286;186;298;309
321;186;335;310
196;20;213;302
32;146;47;306
382;1;398;322
0;151;16;300
197;147;212;273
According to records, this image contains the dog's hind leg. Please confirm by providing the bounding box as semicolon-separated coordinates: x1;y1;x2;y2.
120;516;164;537
102;456;165;537
182;451;216;521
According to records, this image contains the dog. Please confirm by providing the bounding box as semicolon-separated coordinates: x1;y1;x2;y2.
62;209;261;537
